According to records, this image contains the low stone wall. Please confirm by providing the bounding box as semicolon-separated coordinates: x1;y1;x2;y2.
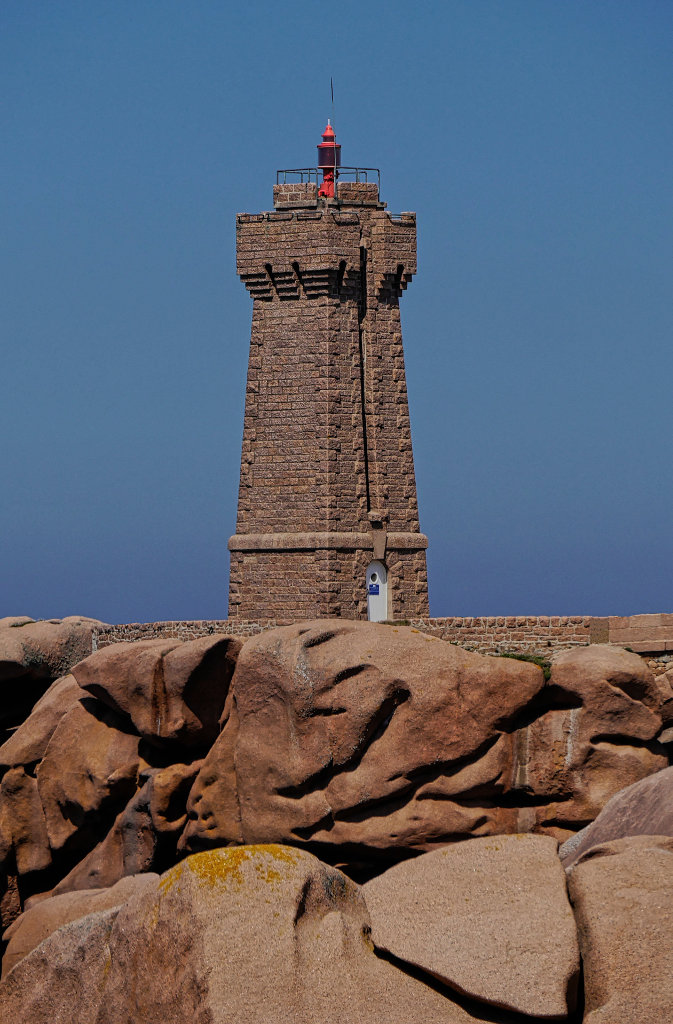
408;615;593;655
93;614;592;656
92;612;673;660
92;619;279;651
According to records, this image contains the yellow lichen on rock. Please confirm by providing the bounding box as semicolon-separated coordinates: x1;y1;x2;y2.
160;845;301;894
158;859;185;895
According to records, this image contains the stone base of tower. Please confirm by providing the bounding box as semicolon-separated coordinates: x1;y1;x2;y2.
228;532;428;621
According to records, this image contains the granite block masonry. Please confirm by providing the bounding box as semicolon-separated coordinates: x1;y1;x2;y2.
228;128;428;621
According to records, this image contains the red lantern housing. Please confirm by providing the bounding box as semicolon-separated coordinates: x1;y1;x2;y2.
317;120;340;198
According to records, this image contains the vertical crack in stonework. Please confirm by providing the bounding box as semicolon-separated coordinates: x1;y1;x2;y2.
357;244;372;515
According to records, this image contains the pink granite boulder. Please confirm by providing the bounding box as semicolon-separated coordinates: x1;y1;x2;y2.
2;872;158;977
363;833;579;1018
41;760;201;898
568;835;673;1022
0;768;51;876
72;635;242;748
507;644;670;839
0;675;82;770
0;616;104;742
560;764;673;868
36;699;142;854
0;846;481;1023
181;620;545;856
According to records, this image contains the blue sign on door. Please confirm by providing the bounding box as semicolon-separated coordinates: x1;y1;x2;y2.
368;584;379;595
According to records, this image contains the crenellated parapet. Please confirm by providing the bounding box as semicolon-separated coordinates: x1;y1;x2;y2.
236;208;415;302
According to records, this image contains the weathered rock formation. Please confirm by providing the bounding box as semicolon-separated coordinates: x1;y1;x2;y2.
363;833;579;1018
1;617;672;1021
0;633;240;935
526;645;673;834
181;621;546;856
0;616;104;745
2;873;158;978
560;762;673;868
568;835;673;1022
72;635;241;748
181;623;672;855
0;847;483;1024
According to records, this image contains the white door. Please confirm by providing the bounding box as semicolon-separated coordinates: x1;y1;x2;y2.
366;561;388;622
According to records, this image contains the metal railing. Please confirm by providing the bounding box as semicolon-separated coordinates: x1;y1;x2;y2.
276;166;381;189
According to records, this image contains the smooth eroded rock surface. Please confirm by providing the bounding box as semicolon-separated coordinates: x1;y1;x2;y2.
0;846;483;1023
0;633;246;932
0;675;82;770
72;635;242;748
182;621;545;855
1;616;673;1021
36;698;142;854
0;906;119;1022
510;644;671;838
363;834;579;1018
560;764;673;867
0;616;104;742
2;872;158;977
44;760;201;897
1;622;672;940
0;768;51;876
568;835;673;1022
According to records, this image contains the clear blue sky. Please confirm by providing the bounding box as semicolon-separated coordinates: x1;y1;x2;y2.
2;1;672;623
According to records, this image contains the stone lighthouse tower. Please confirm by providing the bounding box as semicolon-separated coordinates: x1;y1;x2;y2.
228;124;428;622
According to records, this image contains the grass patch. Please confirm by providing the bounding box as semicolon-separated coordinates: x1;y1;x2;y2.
495;651;551;681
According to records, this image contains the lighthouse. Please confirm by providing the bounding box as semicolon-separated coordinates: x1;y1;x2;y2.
228;124;429;622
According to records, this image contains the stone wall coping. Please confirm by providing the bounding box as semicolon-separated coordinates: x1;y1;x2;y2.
610;626;673;640
236;209;413;227
608;613;673;628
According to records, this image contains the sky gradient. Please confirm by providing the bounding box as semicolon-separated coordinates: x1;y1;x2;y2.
2;1;672;623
